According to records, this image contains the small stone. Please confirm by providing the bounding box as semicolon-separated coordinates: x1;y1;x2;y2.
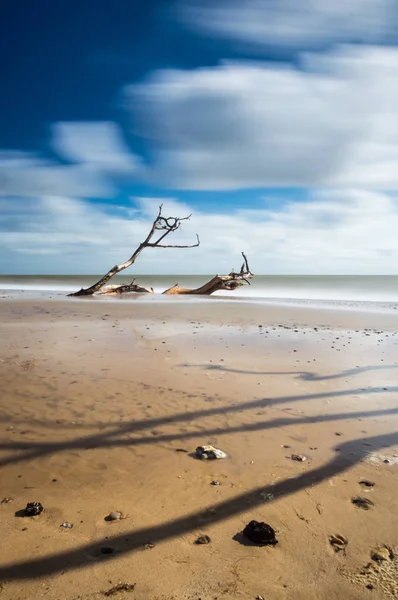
195;535;211;545
106;511;124;521
383;459;391;464
196;445;227;460
24;502;43;516
60;522;73;529
260;492;274;502
291;454;307;462
144;542;155;549
256;596;264;600
210;480;220;486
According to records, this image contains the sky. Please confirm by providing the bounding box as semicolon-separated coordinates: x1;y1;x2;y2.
2;0;398;274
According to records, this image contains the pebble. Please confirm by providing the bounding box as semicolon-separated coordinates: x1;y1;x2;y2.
195;535;211;545
291;454;307;462
106;511;125;521
196;445;227;460
60;522;73;529
260;492;274;502
210;480;220;486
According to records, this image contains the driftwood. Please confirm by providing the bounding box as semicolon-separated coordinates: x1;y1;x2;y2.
68;206;253;297
162;253;253;295
68;205;199;297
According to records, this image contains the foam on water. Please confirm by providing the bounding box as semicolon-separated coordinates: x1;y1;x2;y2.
1;275;398;312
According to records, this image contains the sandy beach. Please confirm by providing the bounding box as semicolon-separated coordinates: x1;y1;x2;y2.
1;297;398;599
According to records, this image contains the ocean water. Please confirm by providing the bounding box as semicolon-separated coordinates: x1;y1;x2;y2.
1;274;398;307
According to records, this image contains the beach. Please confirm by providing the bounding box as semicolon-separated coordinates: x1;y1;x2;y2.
1;296;398;599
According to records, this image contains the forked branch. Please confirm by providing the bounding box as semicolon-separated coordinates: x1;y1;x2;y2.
68;205;199;297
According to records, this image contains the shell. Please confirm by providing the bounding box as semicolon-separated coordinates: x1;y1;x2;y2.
372;546;393;562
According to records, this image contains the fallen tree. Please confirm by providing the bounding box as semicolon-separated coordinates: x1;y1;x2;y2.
68;205;253;297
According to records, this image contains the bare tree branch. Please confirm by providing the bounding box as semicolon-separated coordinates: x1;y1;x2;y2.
68;205;199;297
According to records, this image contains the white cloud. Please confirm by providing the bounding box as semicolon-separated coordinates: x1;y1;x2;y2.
1;192;398;275
0;152;112;198
0;122;143;200
52;121;143;174
128;45;398;190
179;0;398;50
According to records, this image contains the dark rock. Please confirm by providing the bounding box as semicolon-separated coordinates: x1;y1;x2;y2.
242;520;278;546
24;502;43;516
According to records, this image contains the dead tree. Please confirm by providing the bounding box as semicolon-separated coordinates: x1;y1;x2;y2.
68;205;199;297
68;206;253;297
162;252;253;295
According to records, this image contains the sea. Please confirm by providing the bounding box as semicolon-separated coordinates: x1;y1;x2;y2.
1;275;398;312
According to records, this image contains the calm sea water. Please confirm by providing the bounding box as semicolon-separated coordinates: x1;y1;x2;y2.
1;274;398;305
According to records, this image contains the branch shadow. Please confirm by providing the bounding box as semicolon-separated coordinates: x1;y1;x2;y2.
0;386;397;469
1;430;397;581
183;363;398;382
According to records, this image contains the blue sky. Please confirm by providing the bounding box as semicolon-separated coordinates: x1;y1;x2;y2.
2;0;398;274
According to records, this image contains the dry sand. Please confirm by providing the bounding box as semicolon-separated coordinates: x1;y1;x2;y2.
0;297;398;600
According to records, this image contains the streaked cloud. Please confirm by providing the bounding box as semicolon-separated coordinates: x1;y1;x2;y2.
0;153;112;198
128;45;398;190
52;121;143;174
178;0;398;50
1;192;398;274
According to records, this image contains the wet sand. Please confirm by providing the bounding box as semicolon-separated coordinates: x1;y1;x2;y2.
0;298;398;599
